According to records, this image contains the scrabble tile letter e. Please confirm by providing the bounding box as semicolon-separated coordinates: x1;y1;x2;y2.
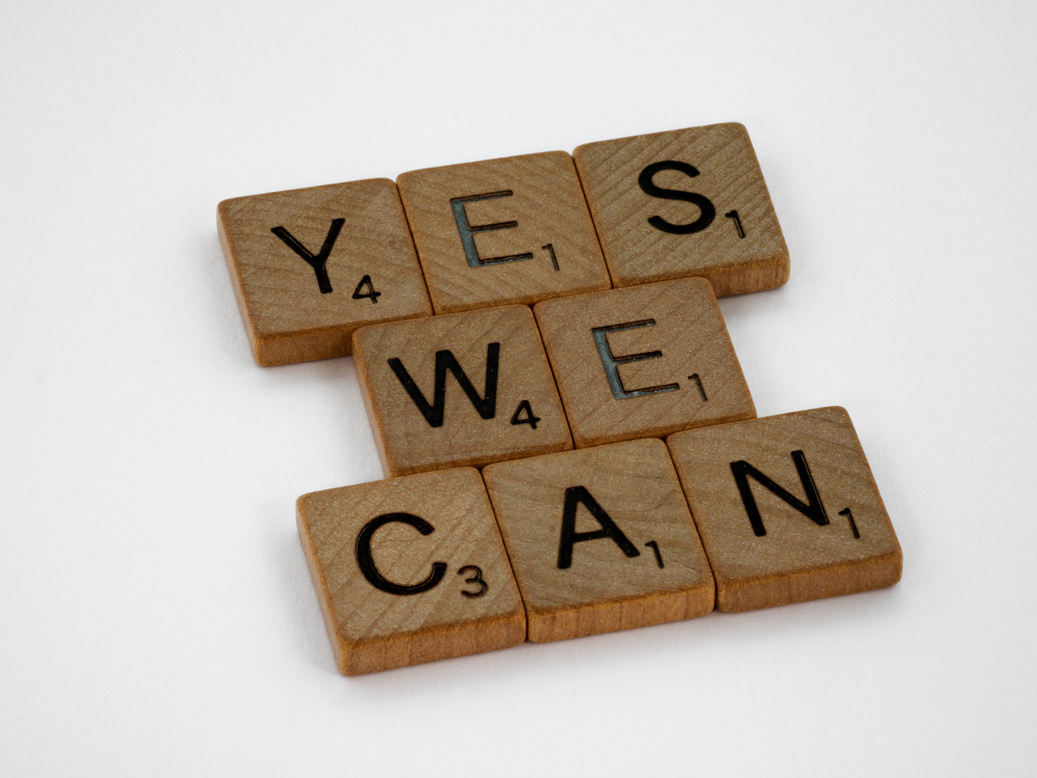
397;152;611;314
535;278;755;448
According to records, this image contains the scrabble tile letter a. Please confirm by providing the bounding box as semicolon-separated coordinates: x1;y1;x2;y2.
352;305;573;477
573;123;790;296
483;440;715;643
397;152;611;314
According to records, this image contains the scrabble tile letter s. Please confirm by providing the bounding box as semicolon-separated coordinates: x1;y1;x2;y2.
297;468;526;675
574;123;790;296
218;179;432;366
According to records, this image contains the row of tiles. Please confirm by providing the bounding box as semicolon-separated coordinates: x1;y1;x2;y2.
298;407;902;676
356;276;752;476
219;123;789;365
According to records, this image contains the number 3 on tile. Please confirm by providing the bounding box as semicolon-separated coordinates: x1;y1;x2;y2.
457;565;488;597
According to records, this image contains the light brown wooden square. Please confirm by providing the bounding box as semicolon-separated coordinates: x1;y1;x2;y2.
573;123;789;296
297;467;526;675
218;179;432;366
482;438;714;643
352;304;572;476
666;407;902;612
397;152;612;314
533;277;755;448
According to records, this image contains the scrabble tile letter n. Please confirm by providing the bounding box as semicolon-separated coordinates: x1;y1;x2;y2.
483;439;714;643
574;123;790;296
353;305;572;476
667;407;902;612
397;152;612;314
297;468;526;675
218;179;432;365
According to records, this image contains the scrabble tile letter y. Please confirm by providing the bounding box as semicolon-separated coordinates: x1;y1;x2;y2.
218;179;432;365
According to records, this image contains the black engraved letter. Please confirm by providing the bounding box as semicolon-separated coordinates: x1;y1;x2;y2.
591;320;679;400
730;451;830;537
388;343;500;428
355;512;447;595
638;161;716;235
450;192;533;267
270;218;344;294
557;486;640;569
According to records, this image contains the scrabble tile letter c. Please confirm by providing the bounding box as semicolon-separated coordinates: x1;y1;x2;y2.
297;469;526;675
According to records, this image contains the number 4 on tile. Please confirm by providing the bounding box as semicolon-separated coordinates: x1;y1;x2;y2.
352;275;381;303
510;400;540;429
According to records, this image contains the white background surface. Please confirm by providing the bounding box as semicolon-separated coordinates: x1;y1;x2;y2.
2;1;1034;774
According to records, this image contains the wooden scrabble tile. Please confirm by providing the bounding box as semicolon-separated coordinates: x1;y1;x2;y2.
353;304;572;476
666;407;902;612
533;277;755;449
397;152;612;314
573;123;789;296
482;438;714;643
218;179;432;366
297;467;526;675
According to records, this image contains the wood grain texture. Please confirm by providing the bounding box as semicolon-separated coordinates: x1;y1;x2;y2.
666;407;902;612
353;304;572;477
483;438;714;642
218;179;432;365
533;277;755;448
573;123;789;296
397;152;612;314
297;468;526;675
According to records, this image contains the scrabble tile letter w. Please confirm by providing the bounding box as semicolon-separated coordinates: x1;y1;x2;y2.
353;305;572;476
